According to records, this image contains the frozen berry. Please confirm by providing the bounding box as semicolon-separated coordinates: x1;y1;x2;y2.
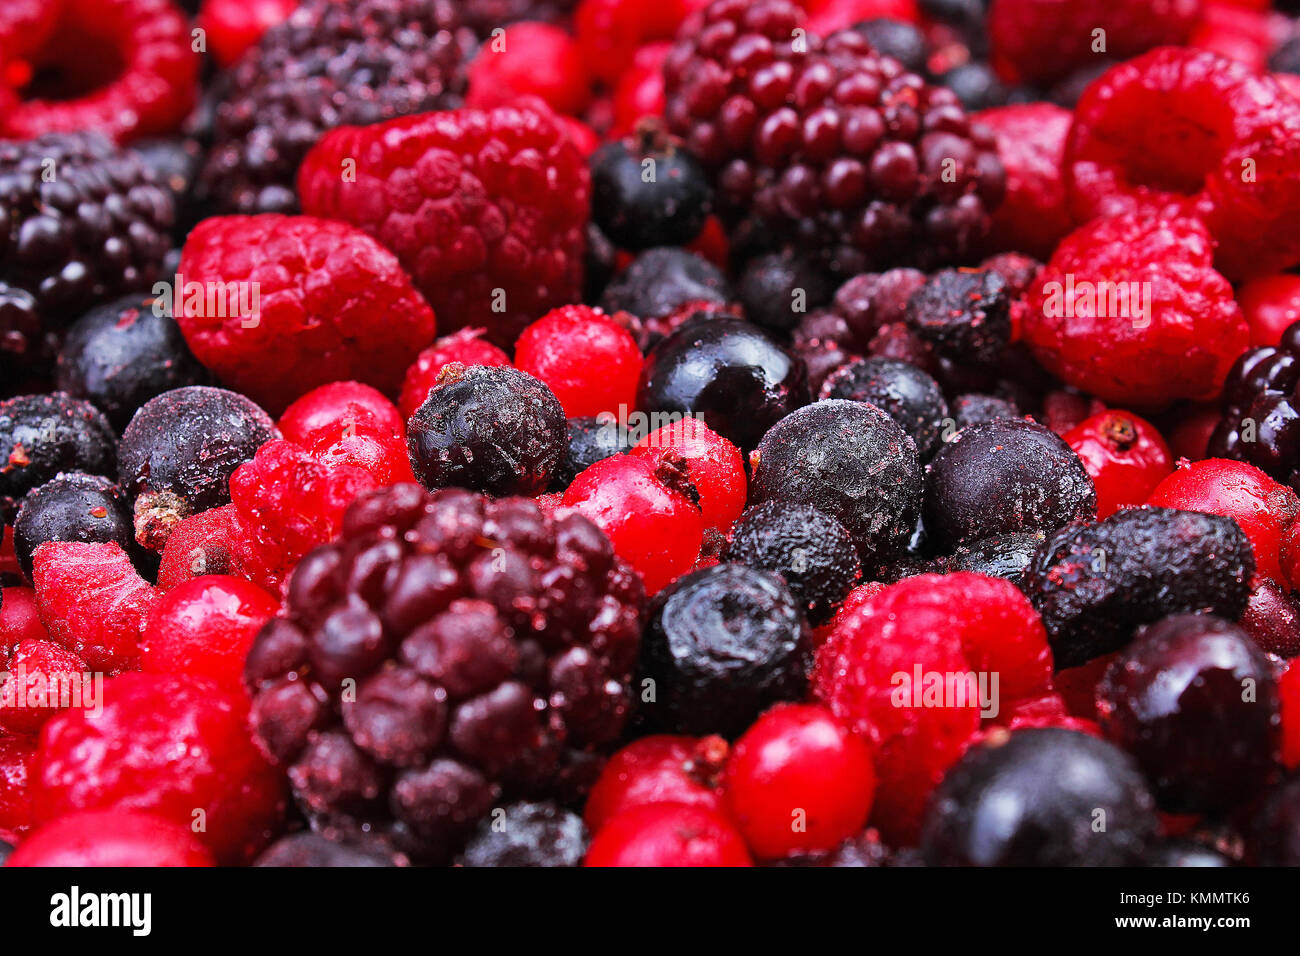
906;269;1011;364
583;802;752;866
599;248;733;333
584;734;727;831
399;329;512;422
934;531;1045;591
628;417;746;536
0;639;89;736
459;801;588;867
278;382;404;449
551;417;632;491
515;306;643;418
253;831;402;867
0;585;48;647
13;473;141;581
976;102;1073;260
736;251;835;334
1240;578;1300;659
951;392;1019;429
0;393;116;523
591;125;712;251
5;810;216;867
0;736;35;836
466;22;590;116
1063;410;1172;519
820;357;949;460
155;505;240;591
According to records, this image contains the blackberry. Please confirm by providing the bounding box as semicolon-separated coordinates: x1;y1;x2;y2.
1023;507;1255;668
722;501;862;624
1098;614;1278;814
458;801;588;867
663;0;1005;274
749;399;922;571
13;473;140;581
118;386;280;551
407;365;568;498
639;563;811;738
197;0;474;214
244;484;645;862
906;268;1011;363
921;728;1158;866
55;295;208;431
0;393;116;524
923;418;1095;550
737;250;835;333
820;357;949;459
636;316;810;452
590;125;713;251
599;248;733;335
0;132;175;378
550;416;632;492
254;832;403;867
951;392;1019;428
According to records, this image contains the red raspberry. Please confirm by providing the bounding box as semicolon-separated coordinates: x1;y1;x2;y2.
1063;409;1173;518
399;328;512;421
1282;661;1300;771
1189;1;1276;73
628;417;747;535
6;810;216;867
988;0;1199;87
610;43;670;135
562;454;704;595
1238;274;1300;347
975;103;1072;260
176;215;438;412
0;0;62;62
298;105;590;348
1147;458;1300;589
1023;214;1247;407
156;505;240;591
515;306;643;419
198;0;298;68
141;575;280;696
0;639;88;736
466;22;591;116
0;736;36;835
584;734;727;831
575;0;702;86
584;802;752;866
32;672;284;864
0;586;48;647
0;0;199;144
1066;47;1300;281
31;541;157;674
722;703;875;860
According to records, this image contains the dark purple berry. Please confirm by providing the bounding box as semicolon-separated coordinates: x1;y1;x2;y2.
599;248;733;334
820;357;949;459
550;416;632;492
0;392;116;524
13;473;144;581
590;126;712;251
906;268;1011;363
254;831;403;867
458;801;588;867
737;250;834;333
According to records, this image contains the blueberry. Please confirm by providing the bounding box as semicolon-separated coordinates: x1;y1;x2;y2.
590;129;712;251
820;357;949;459
550;415;632;491
938;530;1045;590
737;250;834;332
459;801;588;867
599;248;732;326
951;392;1020;429
13;473;149;581
0;392;116;523
254;832;401;867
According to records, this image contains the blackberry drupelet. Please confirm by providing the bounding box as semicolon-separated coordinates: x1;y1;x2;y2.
820;357;949;459
0;392;116;524
197;0;475;214
458;801;588;867
244;484;645;862
590;125;713;251
0;133;175;378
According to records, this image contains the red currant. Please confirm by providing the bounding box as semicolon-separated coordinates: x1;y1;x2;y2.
583;803;752;866
1238;273;1300;346
515;305;643;418
628;416;746;535
1063;409;1172;518
584;734;727;832
7;809;216;866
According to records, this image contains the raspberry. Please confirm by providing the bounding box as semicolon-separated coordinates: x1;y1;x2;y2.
31;541;157;674
175;215;437;412
988;0;1199;87
1238;274;1300;347
627;418;746;536
975;103;1072;260
663;0;1005;273
1023;214;1247;407
243;484;645;862
466;22;591;117
6;809;217;867
0;134;175;379
0;0;199;144
0;638;88;736
515;306;644;418
0;585;48;647
583;802;752;866
583;734;727;831
141;575;280;695
32;672;284;864
298;105;589;348
0;736;36;836
0;0;62;63
1065;47;1300;281
1063;409;1172;519
198;0;474;215
198;0;298;68
398;329;512;422
156;505;240;590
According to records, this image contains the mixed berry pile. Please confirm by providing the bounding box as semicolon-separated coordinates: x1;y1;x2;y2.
4;0;1300;869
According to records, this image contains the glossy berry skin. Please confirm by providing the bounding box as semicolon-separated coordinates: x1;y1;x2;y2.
551;417;633;491
584;735;727;832
466;22;590;116
6;810;216;867
590;129;712;251
141;575;280;695
198;0;299;68
921;728;1158;866
514;306;643;418
0;394;117;523
584;803;752;867
723;704;875;860
976;102;1073;260
628;417;746;535
13;473;140;582
278;382;404;448
1238;274;1300;346
1097;613;1279;814
1063;410;1172;519
398;329;512;422
0;639;89;737
1240;578;1300;660
562;454;704;595
637;317;810;453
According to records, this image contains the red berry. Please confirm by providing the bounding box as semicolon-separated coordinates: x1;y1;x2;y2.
1163;402;1221;462
628;417;746;535
31;541;156;674
610;43;670;135
0;586;48;647
515;306;643;418
1024;214;1247;406
141;575;280;695
575;0;698;86
1053;651;1119;723
804;0;920;36
0;639;88;736
0;0;199;144
1238;274;1300;347
722;703;875;860
0;736;36;835
562;454;704;595
1147;458;1300;589
156;505;241;591
399;328;512;421
0;0;62;63
975;103;1072;261
298;105;590;348
1189;1;1275;73
1063;410;1173;518
1239;577;1300;659
278;382;404;447
32;672;284;864
1065;47;1300;281
585;734;727;832
1281;662;1300;771
583;802;752;866
7;810;216;867
198;0;298;68
176;214;437;412
466;22;591;117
